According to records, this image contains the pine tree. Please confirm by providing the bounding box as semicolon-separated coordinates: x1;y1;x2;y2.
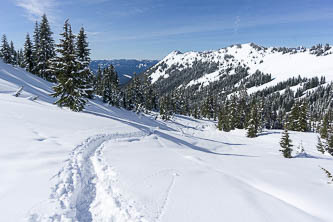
288;101;300;131
1;34;11;63
18;49;25;67
32;21;40;74
229;94;238;129
102;65;119;106
327;131;333;156
317;136;325;154
95;65;103;96
9;41;17;65
280;125;293;158
51;20;86;112
247;119;257;138
298;101;308;132
36;14;55;81
218;103;231;132
217;110;223;131
320;112;329;139
143;75;157;111
23;33;34;72
76;27;94;98
247;101;259;138
159;95;172;120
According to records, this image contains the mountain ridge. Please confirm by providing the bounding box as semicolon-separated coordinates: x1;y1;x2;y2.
145;43;333;95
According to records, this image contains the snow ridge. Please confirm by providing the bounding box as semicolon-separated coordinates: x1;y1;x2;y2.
148;43;333;92
28;131;149;222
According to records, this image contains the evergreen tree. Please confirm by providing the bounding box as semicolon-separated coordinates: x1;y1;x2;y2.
51;20;86;112
143;75;157;111
36;14;55;81
32;21;40;74
102;65;119;106
9;41;17;65
298;101;308;132
217;110;223;131
218;103;231;132
94;65;103;96
16;49;24;67
288;101;300;131
327;132;333;156
317;136;325;154
280;125;293;158
127;74;144;111
76;27;94;98
247;101;259;138
23;33;34;72
1;34;11;63
160;95;172;120
320;112;329;139
229;94;238;130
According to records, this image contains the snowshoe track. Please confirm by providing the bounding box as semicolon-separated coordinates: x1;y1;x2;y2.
28;131;149;222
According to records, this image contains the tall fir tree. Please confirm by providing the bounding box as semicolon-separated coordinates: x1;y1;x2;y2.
23;33;34;72
320;112;329;139
76;27;94;98
9;41;17;65
1;34;11;63
247;101;259;138
326;128;333;156
288;101;300;131
95;65;103;96
298;101;308;132
280;125;293;158
36;14;55;81
102;65;119;106
317;136;325;154
32;21;40;74
51;20;86;112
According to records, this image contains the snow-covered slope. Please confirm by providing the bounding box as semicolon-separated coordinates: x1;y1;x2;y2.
1;60;333;222
148;43;333;92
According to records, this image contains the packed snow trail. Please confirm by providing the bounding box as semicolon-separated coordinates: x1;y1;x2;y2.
28;131;149;222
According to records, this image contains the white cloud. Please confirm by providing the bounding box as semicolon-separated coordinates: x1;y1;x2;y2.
16;0;57;22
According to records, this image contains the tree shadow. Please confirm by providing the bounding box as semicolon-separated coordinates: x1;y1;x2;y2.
155;131;257;158
258;131;281;137
294;153;332;160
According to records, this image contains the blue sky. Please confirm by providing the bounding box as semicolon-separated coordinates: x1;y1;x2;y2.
1;0;333;59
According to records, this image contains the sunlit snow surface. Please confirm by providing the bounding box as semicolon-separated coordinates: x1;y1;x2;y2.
0;60;333;222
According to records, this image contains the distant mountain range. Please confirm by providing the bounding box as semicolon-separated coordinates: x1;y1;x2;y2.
90;59;159;84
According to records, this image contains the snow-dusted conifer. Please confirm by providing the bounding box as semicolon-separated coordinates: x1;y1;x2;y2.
1;34;11;63
102;65;119;106
317;136;325;154
280;125;293;158
95;65;103;96
32;21;40;75
288;102;300;131
9;41;17;65
36;14;55;81
51;19;86;112
76;27;94;98
247;101;259;138
298;101;308;132
24;33;34;72
320;112;329;139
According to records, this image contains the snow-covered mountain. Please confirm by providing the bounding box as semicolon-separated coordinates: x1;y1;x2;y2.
1;59;333;222
90;59;158;84
146;43;333;94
